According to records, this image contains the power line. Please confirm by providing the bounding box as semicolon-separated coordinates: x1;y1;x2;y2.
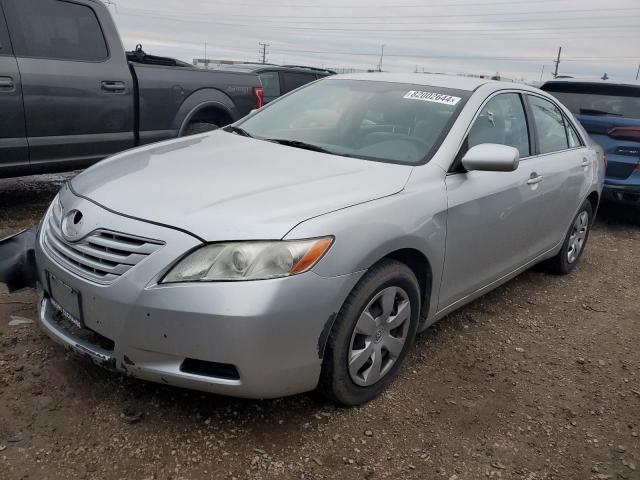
191;0;569;8
115;9;640;35
189;15;640;26
118;6;640;21
266;48;636;63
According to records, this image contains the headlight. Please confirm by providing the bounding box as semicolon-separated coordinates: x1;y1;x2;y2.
161;237;333;283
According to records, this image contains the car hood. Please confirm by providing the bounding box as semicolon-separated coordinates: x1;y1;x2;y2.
71;131;413;240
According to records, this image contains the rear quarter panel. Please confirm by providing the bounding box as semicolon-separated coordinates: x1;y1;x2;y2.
132;64;260;144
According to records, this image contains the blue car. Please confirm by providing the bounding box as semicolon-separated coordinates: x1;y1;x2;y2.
542;80;640;204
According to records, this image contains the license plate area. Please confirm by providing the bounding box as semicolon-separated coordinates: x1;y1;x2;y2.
47;272;83;328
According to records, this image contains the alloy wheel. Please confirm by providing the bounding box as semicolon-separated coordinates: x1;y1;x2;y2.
348;286;411;387
567;210;589;264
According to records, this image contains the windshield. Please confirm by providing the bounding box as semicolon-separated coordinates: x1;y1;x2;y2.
543;83;640;120
237;79;469;164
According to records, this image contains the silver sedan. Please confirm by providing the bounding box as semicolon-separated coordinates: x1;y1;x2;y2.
35;74;604;405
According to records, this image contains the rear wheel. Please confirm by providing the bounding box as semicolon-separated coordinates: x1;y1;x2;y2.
319;259;421;406
546;200;593;275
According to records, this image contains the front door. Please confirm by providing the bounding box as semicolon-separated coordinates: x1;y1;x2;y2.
0;5;28;176
439;92;544;311
2;0;134;173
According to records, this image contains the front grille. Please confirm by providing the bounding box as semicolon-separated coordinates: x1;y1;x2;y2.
42;204;164;284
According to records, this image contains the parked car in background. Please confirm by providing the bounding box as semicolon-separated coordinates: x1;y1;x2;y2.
0;0;263;178
542;80;640;205
217;64;335;103
34;73;603;405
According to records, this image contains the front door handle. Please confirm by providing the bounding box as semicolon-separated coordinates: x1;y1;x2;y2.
0;76;14;90
527;173;544;185
101;81;126;93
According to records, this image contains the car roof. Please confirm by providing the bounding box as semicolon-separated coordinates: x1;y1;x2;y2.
542;78;640;89
325;72;530;92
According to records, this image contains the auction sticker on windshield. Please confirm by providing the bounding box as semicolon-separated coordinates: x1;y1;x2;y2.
403;91;461;106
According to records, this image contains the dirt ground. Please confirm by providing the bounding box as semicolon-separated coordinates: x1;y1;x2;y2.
1;173;639;480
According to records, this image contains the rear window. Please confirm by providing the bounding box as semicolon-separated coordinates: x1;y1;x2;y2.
281;72;316;93
258;71;281;102
0;4;11;55
543;83;640;120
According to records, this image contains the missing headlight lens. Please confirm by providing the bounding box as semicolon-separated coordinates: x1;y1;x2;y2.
161;237;333;283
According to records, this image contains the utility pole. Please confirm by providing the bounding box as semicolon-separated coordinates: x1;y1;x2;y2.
259;42;269;64
552;46;562;79
539;65;545;83
636;63;640;81
378;44;385;72
204;42;208;69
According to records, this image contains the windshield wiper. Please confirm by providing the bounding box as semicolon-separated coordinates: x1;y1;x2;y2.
264;138;334;154
579;108;623;117
224;125;253;137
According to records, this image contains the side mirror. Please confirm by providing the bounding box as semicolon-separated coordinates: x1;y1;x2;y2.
461;143;520;172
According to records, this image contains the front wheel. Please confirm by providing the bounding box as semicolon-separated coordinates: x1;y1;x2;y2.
546;200;593;275
319;259;421;406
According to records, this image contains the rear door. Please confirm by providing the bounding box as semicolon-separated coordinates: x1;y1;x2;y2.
542;82;640;183
524;94;591;251
0;4;28;176
279;71;317;95
440;92;544;310
2;0;134;173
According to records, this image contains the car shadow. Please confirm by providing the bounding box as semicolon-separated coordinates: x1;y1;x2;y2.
595;198;640;229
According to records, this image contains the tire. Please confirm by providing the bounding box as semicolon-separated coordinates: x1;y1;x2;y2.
182;121;219;136
319;259;421;406
545;200;594;275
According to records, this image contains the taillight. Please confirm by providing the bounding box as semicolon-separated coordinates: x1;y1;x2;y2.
608;127;640;142
253;87;264;109
603;153;608;169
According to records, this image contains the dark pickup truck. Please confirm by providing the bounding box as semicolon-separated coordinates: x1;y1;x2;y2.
0;0;263;178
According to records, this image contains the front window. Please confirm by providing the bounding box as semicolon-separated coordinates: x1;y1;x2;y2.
237;79;469;164
467;93;530;157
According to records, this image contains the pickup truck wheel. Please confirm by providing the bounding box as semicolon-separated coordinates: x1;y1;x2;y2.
182;121;219;136
319;259;421;406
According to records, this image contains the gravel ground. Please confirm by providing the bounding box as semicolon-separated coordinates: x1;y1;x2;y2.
1;173;639;480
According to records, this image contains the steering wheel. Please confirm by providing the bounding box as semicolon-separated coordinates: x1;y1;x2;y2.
364;133;431;149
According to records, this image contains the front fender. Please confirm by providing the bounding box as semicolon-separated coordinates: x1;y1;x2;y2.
283;173;448;320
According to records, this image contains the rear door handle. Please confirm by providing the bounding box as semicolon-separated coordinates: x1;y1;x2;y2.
527;173;544;185
101;81;126;93
0;77;14;90
581;158;590;167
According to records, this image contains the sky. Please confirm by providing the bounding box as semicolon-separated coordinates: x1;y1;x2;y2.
107;0;640;83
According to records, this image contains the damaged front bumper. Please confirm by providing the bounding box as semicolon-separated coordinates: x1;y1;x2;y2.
34;192;363;398
0;227;39;293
